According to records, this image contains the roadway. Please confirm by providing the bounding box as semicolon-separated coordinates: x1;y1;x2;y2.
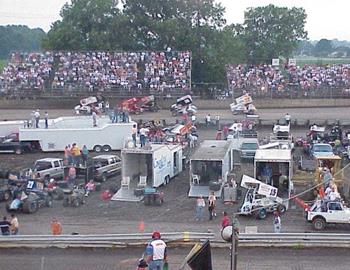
1;247;350;270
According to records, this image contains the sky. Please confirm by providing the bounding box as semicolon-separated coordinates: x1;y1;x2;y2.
0;0;349;40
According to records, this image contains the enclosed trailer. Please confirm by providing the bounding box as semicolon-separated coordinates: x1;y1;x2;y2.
189;140;233;198
18;116;134;152
254;148;293;208
112;144;183;202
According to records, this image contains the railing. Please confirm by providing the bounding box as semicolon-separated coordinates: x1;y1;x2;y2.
2;232;350;248
0;232;215;248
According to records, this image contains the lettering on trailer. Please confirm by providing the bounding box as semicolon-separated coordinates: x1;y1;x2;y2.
48;143;55;149
154;155;167;171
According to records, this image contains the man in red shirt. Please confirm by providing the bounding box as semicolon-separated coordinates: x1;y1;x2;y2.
221;211;230;229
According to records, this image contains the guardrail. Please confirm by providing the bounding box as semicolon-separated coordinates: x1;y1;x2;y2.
0;232;215;248
2;232;350;248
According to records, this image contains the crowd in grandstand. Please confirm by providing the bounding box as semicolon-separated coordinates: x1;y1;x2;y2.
227;64;350;94
1;51;191;93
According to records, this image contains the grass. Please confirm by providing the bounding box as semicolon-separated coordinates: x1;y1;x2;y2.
0;59;6;72
294;56;350;66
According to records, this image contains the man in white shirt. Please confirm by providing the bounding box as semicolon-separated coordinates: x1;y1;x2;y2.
139;126;149;147
34;109;40;128
144;231;167;270
205;114;211;126
284;113;291;125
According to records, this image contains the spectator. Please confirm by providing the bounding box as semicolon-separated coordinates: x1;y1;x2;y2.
0;216;11;236
85;180;96;197
10;214;19;235
208;191;216;220
71;143;81;166
273;211;281;233
195;195;206;221
144;231;167;270
81;145;89;165
285;113;291;125
68;165;76;186
51;217;62;235
221;211;230;229
34;109;40;128
205;114;211;127
44;111;49;129
92;111;97;127
139;126;149;147
131;124;137;147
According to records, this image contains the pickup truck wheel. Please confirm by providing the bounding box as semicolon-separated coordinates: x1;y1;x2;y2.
93;145;103;153
15;148;22;155
313;217;326;230
102;145;112;152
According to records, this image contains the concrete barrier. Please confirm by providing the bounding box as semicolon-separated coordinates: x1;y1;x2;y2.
1;96;350;110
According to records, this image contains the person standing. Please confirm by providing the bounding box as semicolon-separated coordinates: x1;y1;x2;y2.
205;114;211;127
132;124;138;147
221;211;230;229
92;111;97;127
273;211;281;233
10;214;19;235
223;125;229;140
34;109;40;128
284;113;291;125
81;145;89;165
0;216;11;236
51;217;62;235
195;195;206;221
139;126;148;148
208;192;216;220
68;165;77;186
71;143;81;166
144;231;167;270
44;111;49;129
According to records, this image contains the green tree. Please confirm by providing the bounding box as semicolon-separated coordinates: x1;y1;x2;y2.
239;4;307;64
43;0;120;50
313;39;333;57
0;25;46;59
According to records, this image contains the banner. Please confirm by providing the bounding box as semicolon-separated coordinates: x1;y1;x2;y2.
258;182;278;197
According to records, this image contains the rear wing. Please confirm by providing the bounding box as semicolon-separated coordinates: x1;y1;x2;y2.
241;175;278;198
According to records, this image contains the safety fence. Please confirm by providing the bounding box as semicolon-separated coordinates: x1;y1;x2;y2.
0;232;215;248
2;232;350;248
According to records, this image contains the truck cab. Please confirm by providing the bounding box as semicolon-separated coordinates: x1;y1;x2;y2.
33;158;65;181
307;200;350;230
92;155;121;182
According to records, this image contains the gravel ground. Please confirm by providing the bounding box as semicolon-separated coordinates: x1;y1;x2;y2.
0;108;349;237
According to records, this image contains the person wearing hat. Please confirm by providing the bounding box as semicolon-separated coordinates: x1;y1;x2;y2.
144;231;167;270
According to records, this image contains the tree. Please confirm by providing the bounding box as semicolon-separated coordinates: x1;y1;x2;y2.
0;25;46;59
313;39;333;57
43;0;120;50
239;4;307;64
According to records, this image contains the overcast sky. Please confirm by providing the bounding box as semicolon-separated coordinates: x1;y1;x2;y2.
0;0;349;40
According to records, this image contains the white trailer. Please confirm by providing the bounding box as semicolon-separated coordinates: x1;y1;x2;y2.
18;116;135;152
189;140;233;198
254;148;294;208
112;144;183;202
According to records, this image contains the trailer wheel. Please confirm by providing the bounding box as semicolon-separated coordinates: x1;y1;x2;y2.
102;145;112;152
277;204;286;214
93;145;103;153
257;208;267;219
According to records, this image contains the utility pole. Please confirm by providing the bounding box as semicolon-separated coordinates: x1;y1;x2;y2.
231;214;239;270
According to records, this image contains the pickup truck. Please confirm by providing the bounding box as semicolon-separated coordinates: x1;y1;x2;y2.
240;139;259;159
32;158;65;182
0;133;32;155
92;155;121;182
306;200;350;230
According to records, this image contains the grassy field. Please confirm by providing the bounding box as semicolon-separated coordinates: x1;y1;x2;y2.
0;59;6;72
294;56;350;66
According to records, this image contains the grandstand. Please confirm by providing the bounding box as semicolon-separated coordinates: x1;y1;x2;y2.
226;64;350;98
1;50;192;95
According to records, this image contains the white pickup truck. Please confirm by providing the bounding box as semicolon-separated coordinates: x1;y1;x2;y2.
306;200;350;230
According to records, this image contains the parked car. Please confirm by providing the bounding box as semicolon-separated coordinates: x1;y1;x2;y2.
32;158;65;182
310;143;334;158
240;139;259;159
0;133;32;155
92;155;122;182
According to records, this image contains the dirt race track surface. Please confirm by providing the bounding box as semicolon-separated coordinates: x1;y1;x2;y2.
0;108;350;237
2;247;350;270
